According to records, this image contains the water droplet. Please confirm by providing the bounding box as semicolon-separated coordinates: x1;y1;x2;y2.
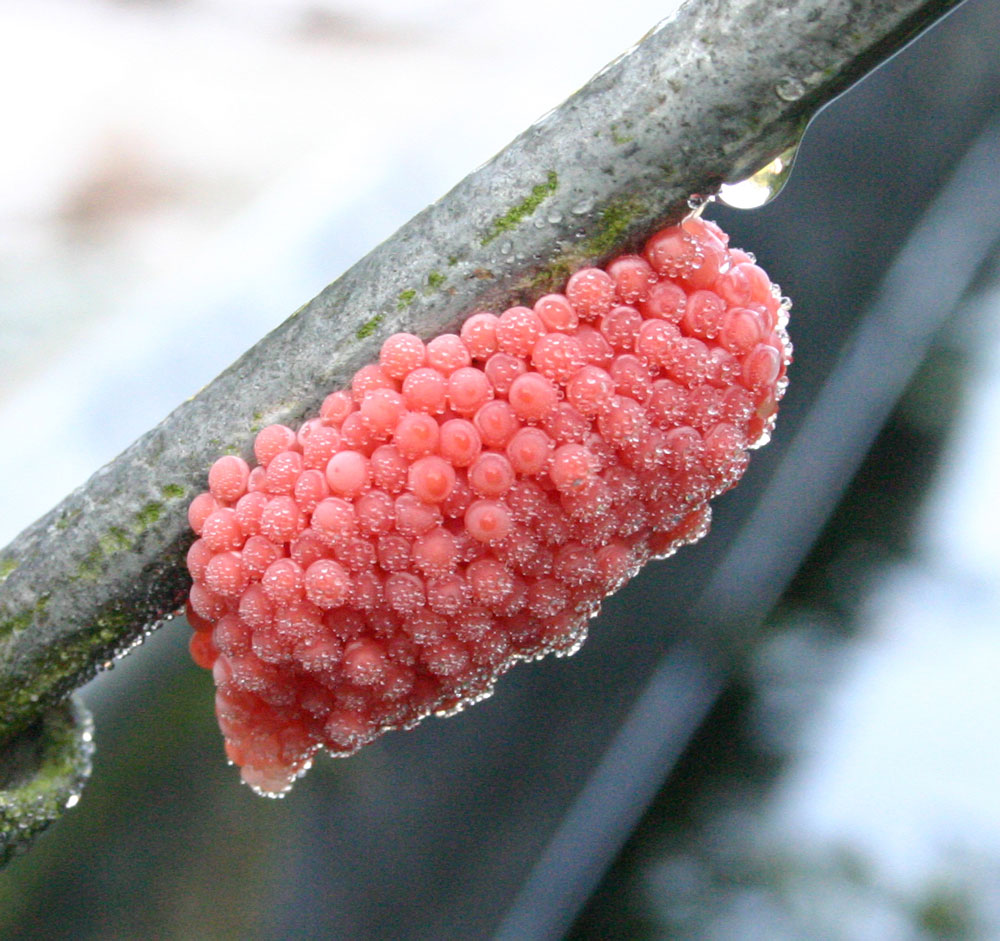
718;144;799;210
686;193;713;212
546;210;563;224
571;197;594;216
777;302;791;331
775;76;805;102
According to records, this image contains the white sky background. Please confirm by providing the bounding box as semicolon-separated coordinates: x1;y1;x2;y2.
2;0;1000;920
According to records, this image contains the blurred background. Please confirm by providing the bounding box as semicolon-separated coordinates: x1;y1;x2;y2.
1;0;1000;938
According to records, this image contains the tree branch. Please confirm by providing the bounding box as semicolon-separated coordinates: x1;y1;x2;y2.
0;0;961;811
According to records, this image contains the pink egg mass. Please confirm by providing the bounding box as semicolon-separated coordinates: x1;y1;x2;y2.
185;215;791;795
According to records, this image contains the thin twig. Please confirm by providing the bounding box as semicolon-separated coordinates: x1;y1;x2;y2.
0;0;961;747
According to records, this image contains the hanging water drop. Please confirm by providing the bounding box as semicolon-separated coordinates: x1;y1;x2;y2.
718;144;799;210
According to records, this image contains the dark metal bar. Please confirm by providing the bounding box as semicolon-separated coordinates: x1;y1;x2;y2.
494;642;725;941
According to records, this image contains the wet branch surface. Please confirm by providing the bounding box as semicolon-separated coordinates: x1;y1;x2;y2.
0;0;961;806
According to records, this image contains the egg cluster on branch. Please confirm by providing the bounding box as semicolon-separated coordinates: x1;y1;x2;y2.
185;215;791;795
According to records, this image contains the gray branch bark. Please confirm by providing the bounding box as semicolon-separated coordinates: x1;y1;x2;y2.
0;0;961;748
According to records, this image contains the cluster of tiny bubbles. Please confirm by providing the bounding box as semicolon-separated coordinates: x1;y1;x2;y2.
96;610;175;677
184;213;792;795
